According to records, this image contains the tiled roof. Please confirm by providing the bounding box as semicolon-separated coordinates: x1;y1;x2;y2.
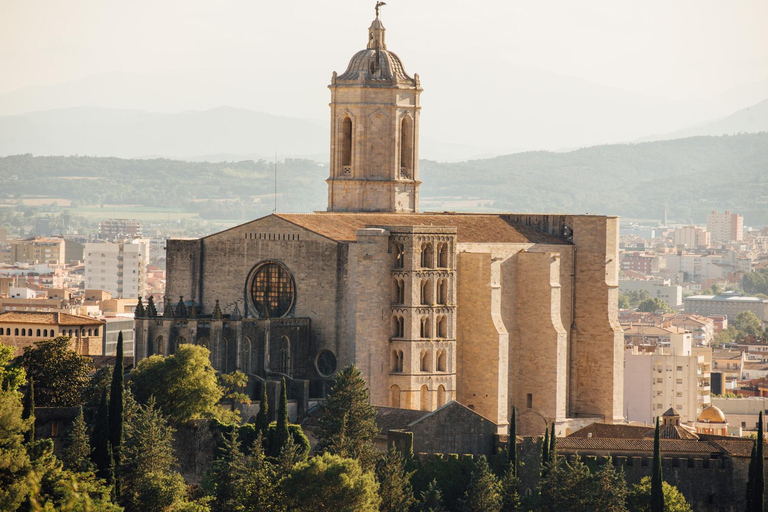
273;213;570;245
558;437;749;456
0;311;104;326
568;422;651;439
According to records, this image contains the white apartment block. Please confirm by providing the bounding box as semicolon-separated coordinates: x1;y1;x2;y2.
85;239;149;299
619;279;683;308
624;332;711;425
706;210;743;243
673;226;710;248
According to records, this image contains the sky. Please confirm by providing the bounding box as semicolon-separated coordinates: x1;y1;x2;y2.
0;0;766;155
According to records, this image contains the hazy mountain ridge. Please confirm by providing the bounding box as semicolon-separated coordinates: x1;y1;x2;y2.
2;133;766;225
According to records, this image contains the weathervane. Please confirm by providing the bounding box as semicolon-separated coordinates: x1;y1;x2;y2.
375;1;386;18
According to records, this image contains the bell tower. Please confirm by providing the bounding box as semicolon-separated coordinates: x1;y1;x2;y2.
327;9;422;213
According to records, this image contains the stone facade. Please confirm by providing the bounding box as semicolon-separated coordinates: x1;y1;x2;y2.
135;13;624;437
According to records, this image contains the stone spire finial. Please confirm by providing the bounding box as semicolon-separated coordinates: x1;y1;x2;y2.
367;7;386;50
163;296;174;318
135;296;145;318
213;299;223;320
175;296;188;318
231;302;242;321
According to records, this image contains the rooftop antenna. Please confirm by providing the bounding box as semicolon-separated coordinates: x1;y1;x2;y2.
273;151;277;213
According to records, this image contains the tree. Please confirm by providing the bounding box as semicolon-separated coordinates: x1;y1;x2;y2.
376;446;415;512
109;330;125;491
419;479;447;512
205;428;248;512
82;364;114;409
219;370;251;413
62;406;94;473
627;476;692;512
637;298;673;313
0;347;32;511
282;452;380;512
590;459;629;512
461;455;502;512
508;406;517;477
752;411;765;512
91;388;113;480
19;337;92;406
274;378;290;456
539;455;593;511
541;428;550;477
254;384;269;441
0;343;25;392
130;344;223;423
651;417;664;512
314;365;379;469
22;376;34;444
619;294;631;309
733;311;763;336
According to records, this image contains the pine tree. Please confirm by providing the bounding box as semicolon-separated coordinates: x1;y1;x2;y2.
275;377;290;456
460;455;502;512
508;406;517;476
62;406;95;473
206;428;248;512
254;383;270;444
108;331;124;487
651;417;664;512
420;479;447;512
22;377;34;445
376;446;415;512
315;365;379;469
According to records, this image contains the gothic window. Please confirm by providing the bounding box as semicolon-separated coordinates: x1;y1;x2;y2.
341;117;353;170
394;243;405;269
436;279;446;305
420;280;432;305
400;116;413;178
437;316;448;338
278;335;291;374
421;243;433;268
240;337;252;374
420;385;429;411
390;385;401;408
437;350;447;372
393;316;404;338
437;243;448;268
420;317;430;338
437;385;446;407
392;350;404;372
420;350;431;372
394;279;405;304
197;337;209;349
249;261;296;318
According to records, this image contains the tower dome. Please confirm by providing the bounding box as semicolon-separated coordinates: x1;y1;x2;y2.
327;8;422;213
698;405;726;423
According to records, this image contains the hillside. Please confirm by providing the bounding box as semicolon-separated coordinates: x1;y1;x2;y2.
2;133;766;225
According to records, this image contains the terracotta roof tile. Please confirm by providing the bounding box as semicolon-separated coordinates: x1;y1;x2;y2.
273;213;570;245
0;311;104;326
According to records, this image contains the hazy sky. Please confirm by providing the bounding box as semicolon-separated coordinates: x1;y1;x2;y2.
2;0;765;98
1;0;766;155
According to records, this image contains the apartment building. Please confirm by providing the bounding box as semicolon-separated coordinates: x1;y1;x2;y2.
85;239;149;299
9;238;65;265
706;210;743;243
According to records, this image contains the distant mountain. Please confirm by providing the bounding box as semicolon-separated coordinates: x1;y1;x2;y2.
640;98;768;142
2;133;766;226
0;106;328;159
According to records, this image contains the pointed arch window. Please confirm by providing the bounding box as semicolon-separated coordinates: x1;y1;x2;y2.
341;117;353;173
437;243;448;268
421;243;433;268
437;385;446;407
437;350;447;372
393;316;404;338
391;350;404;372
420;280;432;305
394;279;405;304
420;317;430;339
437;279;447;305
400;116;413;178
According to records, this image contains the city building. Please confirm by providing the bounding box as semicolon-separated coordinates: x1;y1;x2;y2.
0;311;104;356
9;237;65;265
85;239;149;299
706;210;743;243
624;332;710;424
99;219;143;241
134;12;625;437
620;251;658;275
685;292;768;323
619;278;682;309
673;226;710;248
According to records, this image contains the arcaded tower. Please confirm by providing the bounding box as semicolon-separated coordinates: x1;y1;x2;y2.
327;10;422;213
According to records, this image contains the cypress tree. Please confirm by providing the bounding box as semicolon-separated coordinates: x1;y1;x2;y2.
508;406;517;477
549;422;556;460
755;411;765;512
276;378;290;454
22;377;35;444
747;440;756;512
92;388;111;477
651;417;664;512
108;331;125;496
541;428;550;477
254;384;269;444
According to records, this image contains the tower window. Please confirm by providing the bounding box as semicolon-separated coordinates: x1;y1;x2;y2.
400;116;413;178
393;243;405;269
421;243;433;268
393;316;404;338
341;117;353;171
420;317;430;338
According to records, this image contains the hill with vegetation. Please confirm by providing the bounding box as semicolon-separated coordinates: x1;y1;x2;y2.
1;132;766;226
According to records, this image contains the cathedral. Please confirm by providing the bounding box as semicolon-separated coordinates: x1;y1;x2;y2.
134;10;624;435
